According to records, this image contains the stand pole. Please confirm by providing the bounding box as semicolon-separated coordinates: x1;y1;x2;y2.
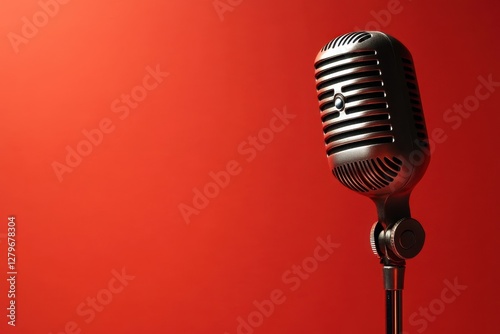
386;290;402;334
383;265;405;334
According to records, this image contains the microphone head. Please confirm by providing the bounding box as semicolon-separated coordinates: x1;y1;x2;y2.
314;31;430;198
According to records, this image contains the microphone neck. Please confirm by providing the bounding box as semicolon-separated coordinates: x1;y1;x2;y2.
373;193;411;228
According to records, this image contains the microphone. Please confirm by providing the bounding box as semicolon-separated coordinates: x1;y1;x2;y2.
313;31;430;333
313;31;430;263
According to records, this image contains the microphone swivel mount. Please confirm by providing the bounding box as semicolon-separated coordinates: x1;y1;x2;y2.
370;217;425;263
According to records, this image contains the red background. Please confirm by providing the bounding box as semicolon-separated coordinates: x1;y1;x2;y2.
0;0;499;333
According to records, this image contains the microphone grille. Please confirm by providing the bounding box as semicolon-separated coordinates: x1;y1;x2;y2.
315;49;393;156
321;32;372;51
401;57;429;148
333;156;403;192
314;31;431;196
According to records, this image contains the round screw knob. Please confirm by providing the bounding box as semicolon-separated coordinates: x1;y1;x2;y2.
388;218;425;259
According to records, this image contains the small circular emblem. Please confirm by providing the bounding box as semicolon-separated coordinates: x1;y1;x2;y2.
334;94;345;110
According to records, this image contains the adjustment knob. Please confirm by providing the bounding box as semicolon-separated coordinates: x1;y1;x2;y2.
387;218;425;259
370;222;384;258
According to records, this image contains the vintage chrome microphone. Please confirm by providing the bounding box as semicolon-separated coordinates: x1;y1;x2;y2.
313;31;430;334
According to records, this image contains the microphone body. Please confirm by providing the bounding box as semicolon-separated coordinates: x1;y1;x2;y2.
314;31;429;247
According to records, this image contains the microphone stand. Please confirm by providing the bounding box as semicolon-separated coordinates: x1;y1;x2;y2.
383;263;404;334
371;197;425;334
